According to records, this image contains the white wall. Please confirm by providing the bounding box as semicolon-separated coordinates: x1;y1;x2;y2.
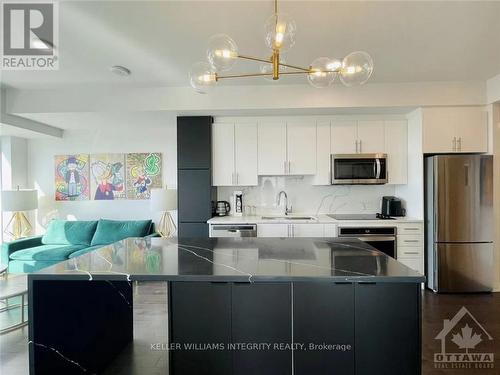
1;136;30;241
27;112;177;234
1;136;28;190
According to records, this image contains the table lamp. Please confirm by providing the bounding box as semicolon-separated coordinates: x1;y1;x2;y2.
150;188;177;237
2;187;38;240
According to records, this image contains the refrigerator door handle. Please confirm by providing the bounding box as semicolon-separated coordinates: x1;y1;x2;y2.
464;164;469;186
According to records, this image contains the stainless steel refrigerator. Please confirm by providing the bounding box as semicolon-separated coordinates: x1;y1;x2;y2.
425;155;493;292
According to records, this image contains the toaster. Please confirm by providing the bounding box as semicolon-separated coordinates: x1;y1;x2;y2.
381;196;406;217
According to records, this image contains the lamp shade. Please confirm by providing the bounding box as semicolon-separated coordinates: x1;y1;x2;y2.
1;189;38;212
150;188;177;212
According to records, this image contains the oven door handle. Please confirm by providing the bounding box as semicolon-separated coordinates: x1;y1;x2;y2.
353;236;395;242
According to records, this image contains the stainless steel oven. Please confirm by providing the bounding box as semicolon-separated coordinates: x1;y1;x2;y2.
331;153;387;185
338;226;397;259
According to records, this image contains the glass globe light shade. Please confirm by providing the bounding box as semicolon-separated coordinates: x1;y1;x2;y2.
339;51;374;87
307;57;337;88
264;13;297;52
260;58;287;81
207;34;238;72
189;61;217;94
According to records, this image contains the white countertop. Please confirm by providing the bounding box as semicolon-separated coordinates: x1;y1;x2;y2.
207;214;423;225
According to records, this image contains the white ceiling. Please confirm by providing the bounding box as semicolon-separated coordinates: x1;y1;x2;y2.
1;0;500;90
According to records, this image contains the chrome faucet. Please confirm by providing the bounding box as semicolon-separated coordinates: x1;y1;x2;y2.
276;191;292;215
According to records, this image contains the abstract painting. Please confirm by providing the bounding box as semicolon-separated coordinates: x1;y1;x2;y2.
126;153;162;199
90;154;126;200
54;154;90;201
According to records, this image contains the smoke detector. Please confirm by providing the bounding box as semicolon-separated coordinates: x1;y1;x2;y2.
110;65;131;77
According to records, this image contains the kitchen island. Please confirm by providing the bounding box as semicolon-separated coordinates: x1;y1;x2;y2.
28;237;424;375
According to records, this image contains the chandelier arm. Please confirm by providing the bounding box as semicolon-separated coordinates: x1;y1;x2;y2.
278;71;311;76
216;72;274;80
278;62;311;72
237;54;273;64
279;69;341;75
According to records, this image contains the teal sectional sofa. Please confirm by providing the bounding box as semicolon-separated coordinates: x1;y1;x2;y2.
1;219;158;273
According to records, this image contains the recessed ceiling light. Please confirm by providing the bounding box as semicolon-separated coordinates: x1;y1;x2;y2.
110;65;131;77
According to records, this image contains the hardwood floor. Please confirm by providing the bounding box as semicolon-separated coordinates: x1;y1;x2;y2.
422;291;500;374
1;283;499;374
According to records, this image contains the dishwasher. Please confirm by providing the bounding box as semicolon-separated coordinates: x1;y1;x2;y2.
209;224;257;238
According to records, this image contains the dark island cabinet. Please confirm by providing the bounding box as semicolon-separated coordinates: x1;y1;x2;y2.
354;283;421;375
232;283;292;375
169;282;233;375
293;282;355;375
169;282;421;375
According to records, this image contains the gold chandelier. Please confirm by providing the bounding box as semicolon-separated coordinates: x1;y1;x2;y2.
190;0;373;93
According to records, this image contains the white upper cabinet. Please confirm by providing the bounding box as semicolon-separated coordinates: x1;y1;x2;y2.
212;122;235;186
287;122;316;175
258;122;287;175
384;120;408;185
212;122;258;186
234;123;258;185
313;121;331;185
331;120;357;154
331;120;385;154
258;121;316;175
453;108;488;153
357;121;385;153
422;107;488;153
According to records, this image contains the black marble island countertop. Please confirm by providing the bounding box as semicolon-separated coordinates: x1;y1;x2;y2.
32;237;424;283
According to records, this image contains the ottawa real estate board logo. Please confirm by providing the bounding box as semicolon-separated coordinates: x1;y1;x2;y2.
434;306;494;370
1;1;59;70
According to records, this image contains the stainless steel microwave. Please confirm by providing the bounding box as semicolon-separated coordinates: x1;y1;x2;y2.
331;153;388;185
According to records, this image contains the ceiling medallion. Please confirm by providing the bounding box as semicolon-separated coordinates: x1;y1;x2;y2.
190;0;373;93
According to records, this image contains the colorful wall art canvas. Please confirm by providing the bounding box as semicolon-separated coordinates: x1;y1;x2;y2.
126;153;162;199
54;154;90;201
90;154;126;200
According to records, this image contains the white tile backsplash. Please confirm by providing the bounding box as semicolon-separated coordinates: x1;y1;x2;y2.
217;176;396;216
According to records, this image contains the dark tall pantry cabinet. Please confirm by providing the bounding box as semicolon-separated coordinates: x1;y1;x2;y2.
177;116;216;237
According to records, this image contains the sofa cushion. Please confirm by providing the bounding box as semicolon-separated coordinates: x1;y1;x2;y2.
68;245;105;259
8;260;61;274
42;220;98;246
9;244;86;261
90;219;152;246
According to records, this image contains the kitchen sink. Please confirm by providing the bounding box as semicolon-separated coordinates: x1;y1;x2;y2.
261;216;317;221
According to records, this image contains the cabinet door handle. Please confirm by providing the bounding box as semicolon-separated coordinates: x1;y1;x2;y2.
403;251;420;255
235;172;239;185
403;228;420;231
231;172;234;185
288;161;291;174
359;140;362;153
355;140;358;153
404;240;419;243
458;137;462;151
283;161;286;174
452;137;457;151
